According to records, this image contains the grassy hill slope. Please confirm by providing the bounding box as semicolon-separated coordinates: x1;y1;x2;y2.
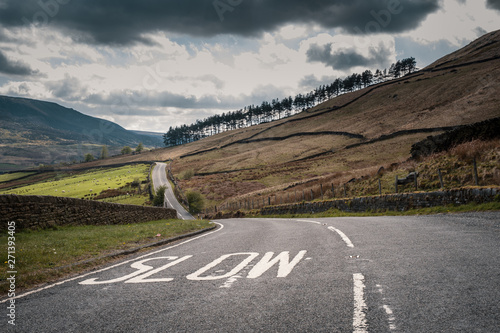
59;30;500;209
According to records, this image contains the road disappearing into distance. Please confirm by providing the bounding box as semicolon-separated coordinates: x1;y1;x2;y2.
151;162;194;220
3;212;499;332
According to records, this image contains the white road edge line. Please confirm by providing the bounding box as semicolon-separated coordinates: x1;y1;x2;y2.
0;222;224;304
353;273;369;333
328;226;355;248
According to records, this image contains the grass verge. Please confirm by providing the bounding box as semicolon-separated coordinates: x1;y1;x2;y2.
0;219;213;297
254;201;500;219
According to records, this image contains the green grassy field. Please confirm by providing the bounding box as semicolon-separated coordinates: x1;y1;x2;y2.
0;172;36;183
0;164;150;204
0;219;213;296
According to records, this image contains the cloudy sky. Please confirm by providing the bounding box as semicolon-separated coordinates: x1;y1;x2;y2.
0;0;499;133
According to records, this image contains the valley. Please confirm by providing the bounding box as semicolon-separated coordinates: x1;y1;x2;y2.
1;30;500;214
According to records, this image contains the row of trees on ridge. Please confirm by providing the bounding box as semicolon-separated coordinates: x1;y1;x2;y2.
163;57;417;147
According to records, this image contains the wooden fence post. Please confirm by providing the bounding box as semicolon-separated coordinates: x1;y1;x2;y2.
331;184;334;198
438;169;444;189
320;184;323;200
343;184;347;197
395;176;398;193
378;179;382;195
473;158;479;186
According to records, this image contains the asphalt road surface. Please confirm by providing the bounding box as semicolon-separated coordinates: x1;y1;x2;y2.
3;212;499;332
151;162;194;220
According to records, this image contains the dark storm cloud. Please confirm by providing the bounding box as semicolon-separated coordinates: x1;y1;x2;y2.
0;0;440;45
306;42;393;70
0;50;37;76
486;0;500;11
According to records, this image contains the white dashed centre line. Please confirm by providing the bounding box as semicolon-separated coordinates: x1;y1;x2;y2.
353;273;369;333
295;219;322;225
327;226;355;248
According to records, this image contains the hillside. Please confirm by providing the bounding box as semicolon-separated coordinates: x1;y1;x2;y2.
0;96;163;170
22;30;500;209
167;29;500;207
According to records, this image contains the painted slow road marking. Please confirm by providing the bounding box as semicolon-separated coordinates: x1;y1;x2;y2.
79;250;308;285
0;223;224;303
80;256;193;285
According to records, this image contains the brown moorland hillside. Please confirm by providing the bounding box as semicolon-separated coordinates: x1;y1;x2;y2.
62;30;500;210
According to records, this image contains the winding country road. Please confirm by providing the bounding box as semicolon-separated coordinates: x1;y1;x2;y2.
151;162;194;220
4;212;499;332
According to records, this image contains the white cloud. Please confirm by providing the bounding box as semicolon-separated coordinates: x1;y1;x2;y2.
0;0;498;133
400;0;500;45
276;24;309;40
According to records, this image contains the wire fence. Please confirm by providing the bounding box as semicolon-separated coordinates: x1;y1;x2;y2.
209;157;497;214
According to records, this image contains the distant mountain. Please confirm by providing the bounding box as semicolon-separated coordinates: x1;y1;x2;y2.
130;130;164;141
0;96;162;146
0;96;163;170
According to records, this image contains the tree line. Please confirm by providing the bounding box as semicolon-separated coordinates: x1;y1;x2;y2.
163;57;417;147
83;143;144;162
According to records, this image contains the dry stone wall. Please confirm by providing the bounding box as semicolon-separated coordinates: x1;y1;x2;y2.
260;188;500;216
0;194;177;231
